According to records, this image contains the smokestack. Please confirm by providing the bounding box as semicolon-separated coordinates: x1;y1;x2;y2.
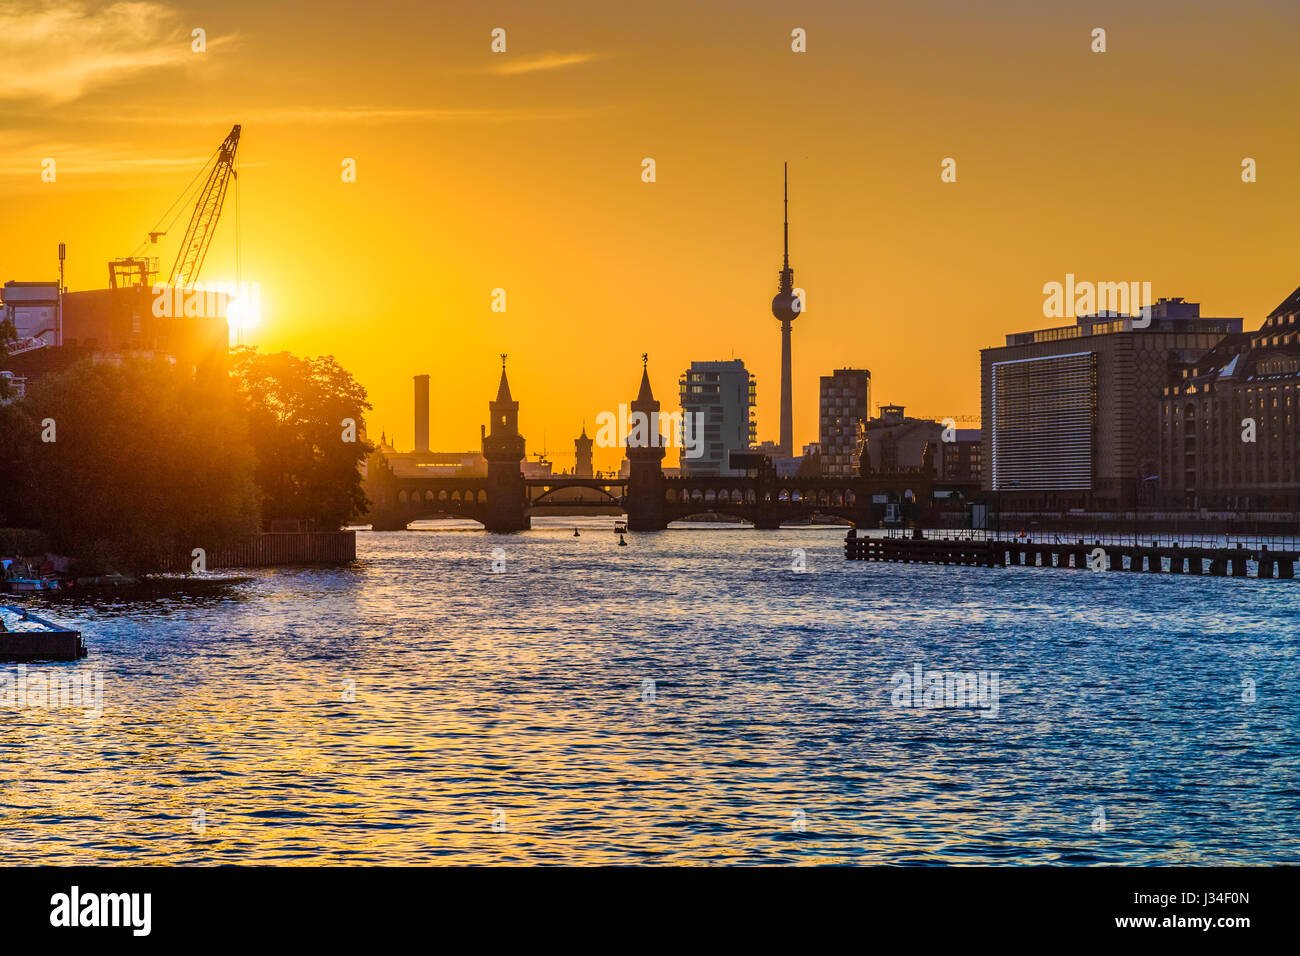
413;374;430;453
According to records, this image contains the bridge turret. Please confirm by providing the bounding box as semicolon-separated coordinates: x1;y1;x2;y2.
483;355;526;463
624;354;668;531
481;355;530;531
574;423;594;478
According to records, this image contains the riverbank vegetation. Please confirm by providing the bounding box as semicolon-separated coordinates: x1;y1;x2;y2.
0;350;372;574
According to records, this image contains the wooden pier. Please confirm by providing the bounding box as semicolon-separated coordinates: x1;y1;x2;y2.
0;605;86;661
844;532;1298;579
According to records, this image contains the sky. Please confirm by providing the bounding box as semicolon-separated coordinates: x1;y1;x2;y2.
2;0;1299;471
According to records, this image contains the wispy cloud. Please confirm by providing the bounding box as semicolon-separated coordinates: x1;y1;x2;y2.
0;128;280;178
489;51;597;75
0;143;209;178
0;1;230;105
64;104;609;127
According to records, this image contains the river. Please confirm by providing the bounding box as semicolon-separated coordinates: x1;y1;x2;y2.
2;518;1296;864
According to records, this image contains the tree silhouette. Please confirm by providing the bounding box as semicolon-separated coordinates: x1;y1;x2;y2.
231;348;373;529
17;358;260;573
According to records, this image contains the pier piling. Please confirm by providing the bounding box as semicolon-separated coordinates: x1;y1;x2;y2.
843;532;1297;581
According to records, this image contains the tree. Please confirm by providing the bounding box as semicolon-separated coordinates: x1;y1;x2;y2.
19;358;260;574
230;348;373;529
0;314;15;403
0;319;25;523
0;400;28;528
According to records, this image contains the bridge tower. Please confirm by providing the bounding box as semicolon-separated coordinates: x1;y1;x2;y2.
574;423;594;478
481;356;530;532
625;355;668;531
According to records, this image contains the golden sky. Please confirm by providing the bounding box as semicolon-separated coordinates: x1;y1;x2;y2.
2;0;1299;471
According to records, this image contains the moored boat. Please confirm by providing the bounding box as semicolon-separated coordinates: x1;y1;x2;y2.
6;577;63;593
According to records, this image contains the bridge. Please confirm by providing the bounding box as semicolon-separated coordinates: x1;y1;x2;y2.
363;360;977;532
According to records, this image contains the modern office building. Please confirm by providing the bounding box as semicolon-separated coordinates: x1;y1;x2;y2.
980;298;1240;509
818;368;871;476
1158;285;1300;510
678;359;757;475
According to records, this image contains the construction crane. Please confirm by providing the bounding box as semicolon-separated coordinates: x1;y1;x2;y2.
168;124;240;286
110;124;241;290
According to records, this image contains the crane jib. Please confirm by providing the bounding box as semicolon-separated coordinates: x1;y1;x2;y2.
167;125;241;287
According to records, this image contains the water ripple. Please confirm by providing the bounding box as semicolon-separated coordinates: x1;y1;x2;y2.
1;521;1297;864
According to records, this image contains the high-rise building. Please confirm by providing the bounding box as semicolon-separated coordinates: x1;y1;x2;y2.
980;298;1240;509
1158;285;1300;510
819;368;871;476
678;359;757;475
770;163;801;458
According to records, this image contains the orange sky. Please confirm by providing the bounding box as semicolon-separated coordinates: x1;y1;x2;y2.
2;0;1299;471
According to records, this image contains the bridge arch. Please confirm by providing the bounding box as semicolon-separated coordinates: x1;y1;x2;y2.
530;484;622;506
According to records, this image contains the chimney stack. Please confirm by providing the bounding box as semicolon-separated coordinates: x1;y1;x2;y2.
413;374;430;453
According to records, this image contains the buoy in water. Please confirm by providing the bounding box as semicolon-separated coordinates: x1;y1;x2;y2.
574;528;580;537
618;533;627;546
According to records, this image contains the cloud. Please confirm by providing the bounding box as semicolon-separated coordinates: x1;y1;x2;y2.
0;1;227;105
489;51;597;75
61;105;610;127
221;105;602;124
0;143;211;177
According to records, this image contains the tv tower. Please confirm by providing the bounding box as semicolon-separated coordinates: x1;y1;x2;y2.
770;162;801;458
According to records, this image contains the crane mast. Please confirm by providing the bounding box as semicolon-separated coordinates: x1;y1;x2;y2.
167;124;240;286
